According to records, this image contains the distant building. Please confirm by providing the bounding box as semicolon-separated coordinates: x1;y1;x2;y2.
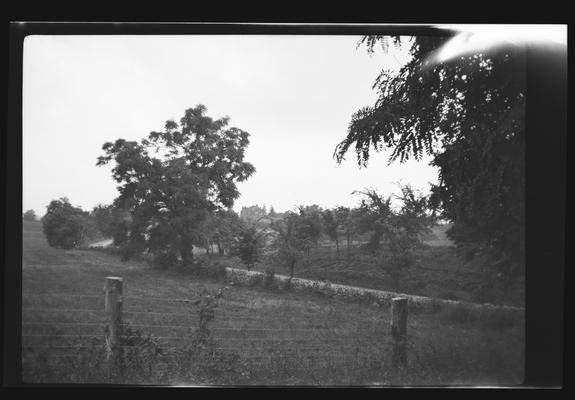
239;205;267;224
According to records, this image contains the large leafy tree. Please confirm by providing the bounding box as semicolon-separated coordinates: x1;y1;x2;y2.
97;105;255;266
335;35;526;282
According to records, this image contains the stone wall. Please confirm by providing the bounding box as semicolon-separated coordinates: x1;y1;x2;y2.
223;267;525;317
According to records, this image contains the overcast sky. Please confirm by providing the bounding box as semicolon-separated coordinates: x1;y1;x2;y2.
23;35;439;217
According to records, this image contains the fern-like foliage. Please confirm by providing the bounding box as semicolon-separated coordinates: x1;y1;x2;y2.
336;35;526;282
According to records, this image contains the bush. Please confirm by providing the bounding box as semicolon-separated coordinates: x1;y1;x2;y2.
119;242;143;262
42;198;94;249
118;324;169;383
212;261;229;281
190;258;229;281
153;251;179;269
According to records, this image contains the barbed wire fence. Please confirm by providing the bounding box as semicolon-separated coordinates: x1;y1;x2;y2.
22;277;409;383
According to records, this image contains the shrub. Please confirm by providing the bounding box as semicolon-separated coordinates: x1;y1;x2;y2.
118;324;169;383
212;261;229;281
153;251;179;269
42;198;93;249
192;258;229;281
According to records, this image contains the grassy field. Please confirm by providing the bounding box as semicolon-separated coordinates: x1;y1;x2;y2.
22;220;524;386
241;224;525;308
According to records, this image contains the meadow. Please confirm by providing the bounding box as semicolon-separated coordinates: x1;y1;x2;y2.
22;220;524;386
210;224;524;308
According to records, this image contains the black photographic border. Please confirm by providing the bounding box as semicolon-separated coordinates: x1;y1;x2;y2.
3;20;566;390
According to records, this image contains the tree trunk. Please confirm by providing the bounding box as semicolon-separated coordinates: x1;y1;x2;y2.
335;238;340;263
217;240;224;256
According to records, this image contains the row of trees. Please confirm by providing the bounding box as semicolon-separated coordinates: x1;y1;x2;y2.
236;185;435;282
39;182;434;287
23;210;38;222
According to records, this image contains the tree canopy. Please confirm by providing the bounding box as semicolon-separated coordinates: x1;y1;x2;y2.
335;35;526;280
97;105;255;265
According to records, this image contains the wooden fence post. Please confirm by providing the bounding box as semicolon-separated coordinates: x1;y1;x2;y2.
104;276;123;373
391;297;407;370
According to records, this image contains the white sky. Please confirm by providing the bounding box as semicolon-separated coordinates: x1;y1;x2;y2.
23;35;439;217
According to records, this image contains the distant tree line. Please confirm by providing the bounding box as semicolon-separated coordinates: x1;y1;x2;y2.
23;210;38;222
232;185;435;282
40;179;435;289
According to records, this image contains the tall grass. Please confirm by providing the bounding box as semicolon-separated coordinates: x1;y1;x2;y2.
437;302;524;332
21;221;524;386
22;305;524;386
